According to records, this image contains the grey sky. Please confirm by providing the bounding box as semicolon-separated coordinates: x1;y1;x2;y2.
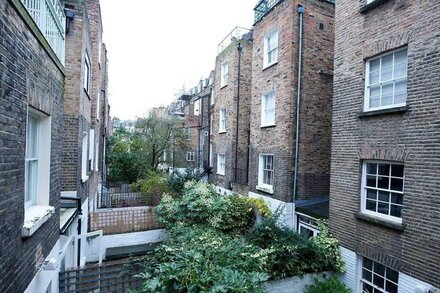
100;0;255;120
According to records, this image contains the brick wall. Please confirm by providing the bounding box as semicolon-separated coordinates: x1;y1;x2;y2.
249;0;334;202
89;207;162;235
0;0;64;291
212;37;252;191
330;0;440;287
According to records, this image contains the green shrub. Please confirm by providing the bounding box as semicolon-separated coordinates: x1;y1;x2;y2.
166;167;201;194
313;220;345;273
138;226;270;293
132;173;171;205
305;276;351;293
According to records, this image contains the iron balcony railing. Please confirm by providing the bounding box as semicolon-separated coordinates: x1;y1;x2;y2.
21;0;66;64
218;26;251;55
254;0;335;23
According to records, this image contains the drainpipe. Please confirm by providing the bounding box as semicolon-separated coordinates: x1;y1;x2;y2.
234;42;243;183
293;5;305;229
207;88;212;179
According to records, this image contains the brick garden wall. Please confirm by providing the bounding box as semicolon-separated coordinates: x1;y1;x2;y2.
330;0;440;287
0;0;64;291
89;207;162;235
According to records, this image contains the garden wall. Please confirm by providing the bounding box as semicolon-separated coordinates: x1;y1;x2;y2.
85;229;166;262
263;272;331;293
89;206;162;235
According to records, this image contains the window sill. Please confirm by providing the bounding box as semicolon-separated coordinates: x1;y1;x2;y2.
218;130;227;134
217;173;225;176
84;88;91;100
22;205;55;237
355;212;405;231
260;124;276;129
358;106;408;118
81;175;89;183
360;0;388;13
256;185;274;194
263;61;278;71
220;84;228;89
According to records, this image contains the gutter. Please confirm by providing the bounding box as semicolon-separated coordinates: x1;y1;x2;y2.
234;42;243;182
293;5;305;228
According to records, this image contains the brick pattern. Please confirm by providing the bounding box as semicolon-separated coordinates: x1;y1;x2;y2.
89;208;162;235
330;0;440;287
212;38;252;191
0;0;64;291
248;0;334;202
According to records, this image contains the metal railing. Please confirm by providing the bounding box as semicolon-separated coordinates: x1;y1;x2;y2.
21;0;66;64
59;258;144;293
98;191;156;209
218;26;251;55
254;0;335;23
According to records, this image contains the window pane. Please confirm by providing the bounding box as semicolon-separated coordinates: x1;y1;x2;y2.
27;116;39;158
377;176;389;189
394;62;407;78
370;95;380;108
367;189;377;200
367;175;376;187
378;191;389;202
387;268;399;283
367;163;377;175
390;178;403;191
362;268;372;282
362;283;373;293
369;70;380;84
382;54;393;68
395;79;407;92
391;165;404;177
378;164;390;176
366;200;376;212
370;86;380;99
390;205;402;217
373;274;384;288
364;258;373;270
391;193;403;205
370;59;380;71
386;281;398;293
378;202;389;215
394;49;407;64
26;160;38;204
375;262;385;276
394;90;407;104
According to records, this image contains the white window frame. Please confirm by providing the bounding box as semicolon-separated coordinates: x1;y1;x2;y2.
220;61;229;88
186;151;195;162
261;91;276;127
263;30;279;68
209;143;213;167
360;257;399;293
219;108;227;133
84;53;91;94
81;131;89;182
194;99;200;116
25;108;51;209
217;154;225;175
257;154;274;194
364;48;407;112
297;213;319;238
361;161;404;224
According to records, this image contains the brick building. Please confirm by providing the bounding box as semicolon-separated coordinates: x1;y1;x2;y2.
211;27;253;195
0;0;65;291
0;0;110;291
330;0;440;291
245;0;334;231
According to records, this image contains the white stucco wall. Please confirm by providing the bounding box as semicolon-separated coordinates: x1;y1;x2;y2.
248;191;294;228
263;272;332;293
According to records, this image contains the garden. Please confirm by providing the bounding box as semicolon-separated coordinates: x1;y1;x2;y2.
132;179;351;293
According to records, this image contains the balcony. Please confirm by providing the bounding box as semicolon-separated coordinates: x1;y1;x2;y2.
254;0;335;24
21;0;66;64
217;26;250;55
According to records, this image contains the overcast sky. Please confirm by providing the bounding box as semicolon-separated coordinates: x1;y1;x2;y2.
100;0;255;120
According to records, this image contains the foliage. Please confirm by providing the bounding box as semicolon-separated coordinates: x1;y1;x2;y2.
107;112;188;183
313;219;345;273
246;197;271;218
246;212;344;279
138;226;270;293
131;172;171;205
107;129;142;183
137;181;345;292
166;167;202;194
305;276;352;293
